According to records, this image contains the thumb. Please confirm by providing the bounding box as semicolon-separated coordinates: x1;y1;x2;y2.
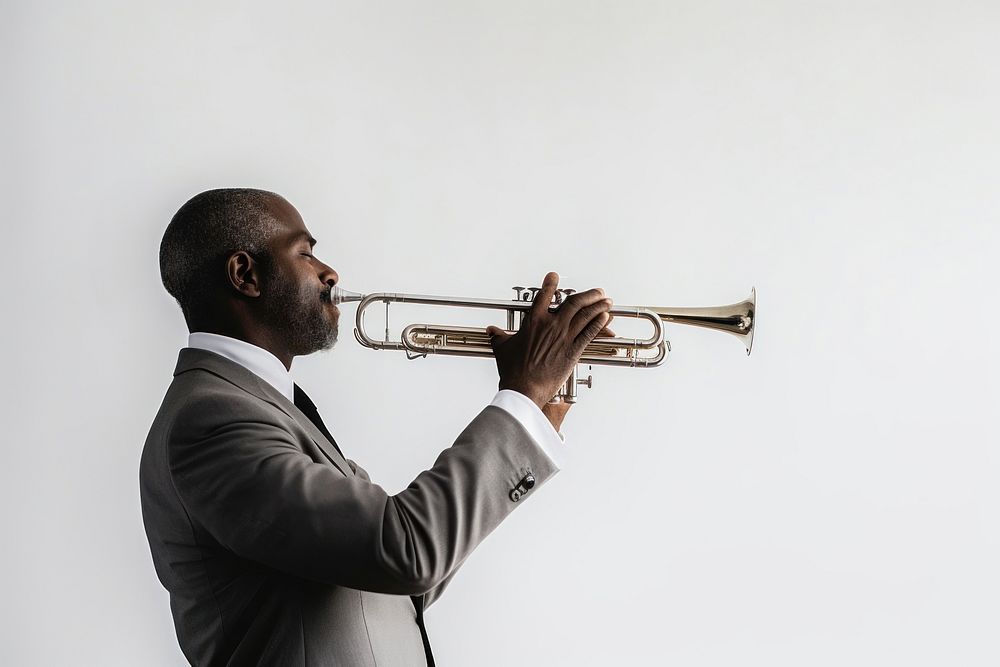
485;325;512;349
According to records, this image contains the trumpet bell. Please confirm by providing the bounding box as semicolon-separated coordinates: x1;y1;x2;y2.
650;287;755;355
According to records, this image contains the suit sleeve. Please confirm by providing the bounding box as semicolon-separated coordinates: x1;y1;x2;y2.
168;395;557;596
348;458;464;609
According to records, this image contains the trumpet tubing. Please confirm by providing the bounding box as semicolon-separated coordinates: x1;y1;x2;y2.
341;284;756;402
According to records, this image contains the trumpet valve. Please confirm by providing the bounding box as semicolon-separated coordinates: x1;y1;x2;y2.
511;285;576;304
511;286;534;302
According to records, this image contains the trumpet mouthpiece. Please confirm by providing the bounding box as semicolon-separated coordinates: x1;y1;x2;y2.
330;286;365;305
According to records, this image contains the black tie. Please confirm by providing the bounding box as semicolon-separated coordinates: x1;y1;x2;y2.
293;384;345;459
412;594;435;667
294;384;436;666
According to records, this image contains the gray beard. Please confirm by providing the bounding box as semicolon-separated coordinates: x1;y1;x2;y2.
263;274;339;357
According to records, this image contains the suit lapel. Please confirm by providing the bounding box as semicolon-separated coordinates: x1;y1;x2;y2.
281;399;355;477
174;348;354;478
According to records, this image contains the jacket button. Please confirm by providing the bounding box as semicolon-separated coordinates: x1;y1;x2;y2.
523;473;535;490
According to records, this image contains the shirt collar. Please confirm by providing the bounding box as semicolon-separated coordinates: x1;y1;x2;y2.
186;332;295;402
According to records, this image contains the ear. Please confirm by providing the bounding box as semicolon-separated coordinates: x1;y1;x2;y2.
225;251;262;298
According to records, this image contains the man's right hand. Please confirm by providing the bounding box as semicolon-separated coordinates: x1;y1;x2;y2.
486;272;612;410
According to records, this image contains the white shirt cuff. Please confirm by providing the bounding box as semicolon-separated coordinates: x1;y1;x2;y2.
489;390;567;470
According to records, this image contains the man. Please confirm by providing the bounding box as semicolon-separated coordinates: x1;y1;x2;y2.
140;188;613;666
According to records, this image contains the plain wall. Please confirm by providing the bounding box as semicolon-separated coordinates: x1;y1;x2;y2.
2;1;998;664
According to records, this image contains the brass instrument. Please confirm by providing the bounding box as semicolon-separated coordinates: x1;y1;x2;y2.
332;285;755;402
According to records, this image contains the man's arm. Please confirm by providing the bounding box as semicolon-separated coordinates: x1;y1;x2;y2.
169;397;557;596
348;458;491;609
171;272;609;598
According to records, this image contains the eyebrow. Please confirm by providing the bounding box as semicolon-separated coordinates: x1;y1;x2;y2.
292;231;317;247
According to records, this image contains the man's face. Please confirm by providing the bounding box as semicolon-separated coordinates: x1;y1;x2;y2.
258;198;341;357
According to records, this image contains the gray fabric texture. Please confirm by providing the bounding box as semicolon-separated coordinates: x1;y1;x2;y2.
139;348;557;666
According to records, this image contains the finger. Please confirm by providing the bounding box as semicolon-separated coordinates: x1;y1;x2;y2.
573;311;611;354
531;272;560;319
597;313;615;336
485;325;512;349
568;298;612;339
557;287;607;322
485;325;511;338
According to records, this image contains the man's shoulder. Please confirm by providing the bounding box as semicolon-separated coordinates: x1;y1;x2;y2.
166;363;255;410
146;365;288;447
174;368;281;419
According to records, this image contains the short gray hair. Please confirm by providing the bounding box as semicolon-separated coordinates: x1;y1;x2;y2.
159;188;282;324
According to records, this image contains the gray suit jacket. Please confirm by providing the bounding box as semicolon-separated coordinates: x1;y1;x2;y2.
140;348;557;666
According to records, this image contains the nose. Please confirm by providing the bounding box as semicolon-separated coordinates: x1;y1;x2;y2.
318;261;339;287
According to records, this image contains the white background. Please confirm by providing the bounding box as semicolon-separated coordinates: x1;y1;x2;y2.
3;1;998;665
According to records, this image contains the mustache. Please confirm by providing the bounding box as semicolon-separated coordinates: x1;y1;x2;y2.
320;286;332;303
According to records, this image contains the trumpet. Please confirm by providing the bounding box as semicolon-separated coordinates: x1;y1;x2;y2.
332;285;756;402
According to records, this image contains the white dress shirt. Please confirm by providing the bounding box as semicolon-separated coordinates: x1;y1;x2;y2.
186;332;568;469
